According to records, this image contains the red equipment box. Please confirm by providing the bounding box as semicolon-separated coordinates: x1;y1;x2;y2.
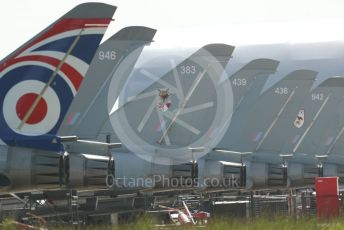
315;177;340;218
315;177;339;196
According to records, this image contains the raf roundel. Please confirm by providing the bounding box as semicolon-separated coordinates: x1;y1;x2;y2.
3;80;61;136
16;93;48;125
0;18;111;142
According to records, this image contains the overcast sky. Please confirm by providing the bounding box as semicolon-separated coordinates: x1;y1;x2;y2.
2;0;344;58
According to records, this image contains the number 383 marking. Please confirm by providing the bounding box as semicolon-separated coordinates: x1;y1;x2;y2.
180;65;196;75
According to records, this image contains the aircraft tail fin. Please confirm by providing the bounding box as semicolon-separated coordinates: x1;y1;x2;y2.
58;26;157;139
109;43;234;153
0;3;116;150
319;76;344;88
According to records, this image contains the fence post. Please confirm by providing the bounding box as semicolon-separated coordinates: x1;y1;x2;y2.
301;192;307;216
288;189;296;217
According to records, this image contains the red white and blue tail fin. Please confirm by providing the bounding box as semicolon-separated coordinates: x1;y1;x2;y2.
0;3;116;150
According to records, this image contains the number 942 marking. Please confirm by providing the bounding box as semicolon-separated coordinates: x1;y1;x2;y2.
311;93;324;101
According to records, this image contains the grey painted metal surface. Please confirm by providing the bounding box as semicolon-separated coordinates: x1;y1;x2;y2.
256;71;318;153
217;69;317;153
58;26;156;138
110;44;234;164
295;77;344;156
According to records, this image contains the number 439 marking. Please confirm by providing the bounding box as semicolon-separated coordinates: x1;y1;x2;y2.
232;78;247;86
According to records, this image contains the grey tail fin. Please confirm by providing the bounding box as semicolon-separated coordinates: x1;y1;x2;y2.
58;26;157;138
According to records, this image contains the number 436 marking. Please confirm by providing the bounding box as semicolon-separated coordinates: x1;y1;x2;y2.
275;87;288;95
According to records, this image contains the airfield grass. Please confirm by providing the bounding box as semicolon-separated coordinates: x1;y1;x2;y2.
87;217;344;230
4;215;344;230
111;216;344;230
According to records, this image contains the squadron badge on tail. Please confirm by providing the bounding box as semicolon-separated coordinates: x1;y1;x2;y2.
157;88;171;112
294;109;305;128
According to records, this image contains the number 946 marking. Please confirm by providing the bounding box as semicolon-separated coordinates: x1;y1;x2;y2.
99;51;117;60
